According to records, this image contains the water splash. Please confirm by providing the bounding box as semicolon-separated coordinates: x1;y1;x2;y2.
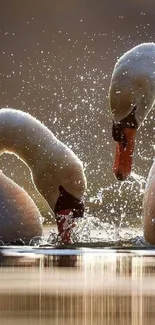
47;229;58;245
80;170;147;246
130;171;146;193
29;236;45;246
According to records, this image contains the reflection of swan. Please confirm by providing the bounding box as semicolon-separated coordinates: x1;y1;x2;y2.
109;43;155;244
0;108;86;244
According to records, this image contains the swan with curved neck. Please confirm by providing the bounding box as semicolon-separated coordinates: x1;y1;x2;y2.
0;108;86;244
109;42;155;244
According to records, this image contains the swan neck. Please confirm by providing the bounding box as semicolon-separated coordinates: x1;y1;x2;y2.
0;123;39;170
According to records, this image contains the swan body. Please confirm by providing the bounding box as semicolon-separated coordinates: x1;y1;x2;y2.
0;171;43;244
143;161;155;244
0;108;86;243
109;42;155;244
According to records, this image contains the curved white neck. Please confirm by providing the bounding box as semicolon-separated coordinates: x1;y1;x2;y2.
0;109;86;212
0;121;47;178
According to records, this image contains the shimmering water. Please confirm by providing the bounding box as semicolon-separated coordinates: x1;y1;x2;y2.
0;214;152;325
1;247;155;325
0;222;152;325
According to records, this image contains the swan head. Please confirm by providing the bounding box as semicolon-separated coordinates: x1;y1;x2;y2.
54;185;84;218
32;165;86;243
109;45;155;181
54;185;85;243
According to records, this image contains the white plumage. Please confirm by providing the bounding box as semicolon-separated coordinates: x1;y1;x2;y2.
109;43;155;244
0;108;86;244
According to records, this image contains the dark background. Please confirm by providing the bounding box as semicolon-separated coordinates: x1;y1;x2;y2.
0;0;155;225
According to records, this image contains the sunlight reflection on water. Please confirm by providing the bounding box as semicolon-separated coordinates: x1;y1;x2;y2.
0;250;155;325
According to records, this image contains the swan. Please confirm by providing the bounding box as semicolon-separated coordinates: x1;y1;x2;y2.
0;171;43;244
109;42;155;244
0;108;86;244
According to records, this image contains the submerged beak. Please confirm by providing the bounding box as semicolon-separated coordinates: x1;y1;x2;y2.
113;128;137;181
54;186;85;243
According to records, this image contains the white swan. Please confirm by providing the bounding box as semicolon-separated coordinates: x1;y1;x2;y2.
109;42;155;244
0;171;43;244
0;108;86;244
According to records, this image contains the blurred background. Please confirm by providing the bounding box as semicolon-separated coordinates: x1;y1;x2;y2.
0;0;155;227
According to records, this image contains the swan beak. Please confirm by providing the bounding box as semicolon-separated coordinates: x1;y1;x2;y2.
113;128;137;181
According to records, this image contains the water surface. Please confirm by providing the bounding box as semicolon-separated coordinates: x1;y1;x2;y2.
0;240;155;325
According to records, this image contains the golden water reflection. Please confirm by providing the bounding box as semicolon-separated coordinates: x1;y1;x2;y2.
0;251;155;325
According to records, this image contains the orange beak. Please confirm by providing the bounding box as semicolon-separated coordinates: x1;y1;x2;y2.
113;128;137;181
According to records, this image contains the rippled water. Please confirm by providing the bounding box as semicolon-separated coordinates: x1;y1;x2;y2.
0;247;155;325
